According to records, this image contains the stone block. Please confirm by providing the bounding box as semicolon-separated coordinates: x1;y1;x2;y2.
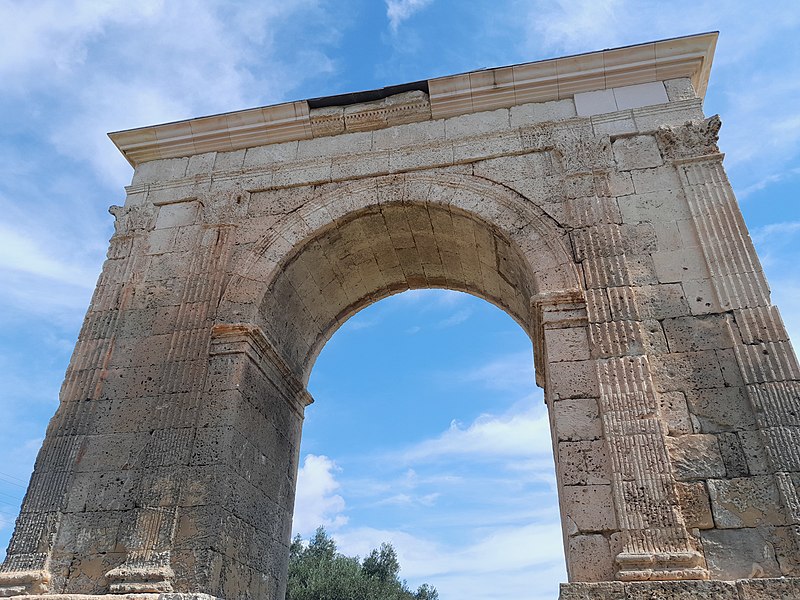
701;528;782;580
297;130;372;159
548;360;600;399
559;581;625;600
444;107;510;138
625;580;739;599
630;165;681;194
658;391;693;435
212;148;246;172
666;434;726;480
651;351;726;392
553;397;603;441
612;81;669;111
155;202;200;229
132;157;189;185
591;111;637;136
685;387;755;433
708;476;787;528
608;283;689;321
738;430;771;475
676;481;714;529
184;151;217;178
558;440;610;485
652;247;709;283
664;78;697;102
717;432;749;477
574;89;618;117
716;348;745;388
618;189;691;224
562;484;616;533
545;327;591;362
612;135;663;171
510;99;576;127
737;577;800;600
682;278;722;315
567;534;615;582
244;141;299;167
372;119;447;151
662;314;735;352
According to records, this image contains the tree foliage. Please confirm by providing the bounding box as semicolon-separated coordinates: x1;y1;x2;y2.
287;527;438;600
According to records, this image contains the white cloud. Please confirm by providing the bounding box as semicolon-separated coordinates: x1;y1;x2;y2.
0;222;99;288
462;350;536;391
293;454;348;536
1;1;341;188
437;308;471;328
524;0;627;53
401;401;552;463
385;0;434;32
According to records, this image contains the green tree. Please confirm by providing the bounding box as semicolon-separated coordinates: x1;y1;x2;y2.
287;527;438;600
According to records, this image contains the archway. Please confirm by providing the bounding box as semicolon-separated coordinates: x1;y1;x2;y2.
293;289;566;599
6;33;800;599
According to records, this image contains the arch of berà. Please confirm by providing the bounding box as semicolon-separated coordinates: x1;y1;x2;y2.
2;31;800;599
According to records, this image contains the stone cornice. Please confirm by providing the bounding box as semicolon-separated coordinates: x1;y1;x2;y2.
209;323;314;417
109;32;717;167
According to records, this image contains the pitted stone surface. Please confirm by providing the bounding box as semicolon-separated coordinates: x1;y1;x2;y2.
3;32;800;600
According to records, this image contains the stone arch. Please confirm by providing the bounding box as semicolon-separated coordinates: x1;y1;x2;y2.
218;172;581;383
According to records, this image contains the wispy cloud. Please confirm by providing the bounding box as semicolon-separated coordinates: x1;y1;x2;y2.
1;1;342;187
437;308;471;328
462;351;536;391
385;0;434;32
0;222;99;288
401;401;552;463
524;0;627;53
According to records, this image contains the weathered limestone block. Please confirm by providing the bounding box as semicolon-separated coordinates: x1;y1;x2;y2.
664;78;697;102
717;432;750;477
612;135;663;171
738;431;772;476
630;165;682;195
545;327;591;362
651;351;727;393
509;98;576;127
658;391;693;436
548;360;601;399
676;481;714;529
666;434;726;481
700;528;783;579
662;314;735;352
626;580;739;599
553;397;603;441
558;441;611;485
559;581;625;600
708;476;788;528
607;283;690;321
617;189;692;224
568;534;615;582
685;387;756;433
562;485;617;533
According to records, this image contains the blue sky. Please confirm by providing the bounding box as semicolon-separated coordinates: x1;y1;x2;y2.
0;1;798;598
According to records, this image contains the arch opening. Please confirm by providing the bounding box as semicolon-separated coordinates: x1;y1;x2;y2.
292;289;566;599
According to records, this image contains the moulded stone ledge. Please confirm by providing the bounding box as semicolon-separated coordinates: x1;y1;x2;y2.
559;577;800;599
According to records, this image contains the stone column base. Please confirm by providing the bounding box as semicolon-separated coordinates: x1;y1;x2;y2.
560;577;800;599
